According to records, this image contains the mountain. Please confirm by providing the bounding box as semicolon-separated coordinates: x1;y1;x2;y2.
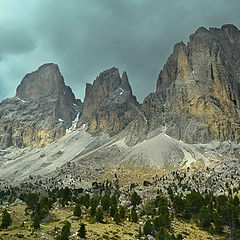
0;63;82;148
1;24;240;240
141;24;240;143
78;67;140;136
0;25;240;184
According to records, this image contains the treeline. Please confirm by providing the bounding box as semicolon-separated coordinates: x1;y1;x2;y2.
0;182;240;239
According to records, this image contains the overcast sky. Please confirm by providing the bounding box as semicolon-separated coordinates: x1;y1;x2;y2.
0;0;240;102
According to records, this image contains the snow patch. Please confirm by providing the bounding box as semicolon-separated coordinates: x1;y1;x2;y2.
79;123;87;131
58;118;64;123
118;87;125;95
17;97;26;103
66;113;79;134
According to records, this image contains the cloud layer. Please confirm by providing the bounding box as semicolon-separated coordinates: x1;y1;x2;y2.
0;0;240;102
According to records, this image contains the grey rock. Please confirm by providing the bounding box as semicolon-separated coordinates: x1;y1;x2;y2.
78;67;140;136
145;24;240;144
0;63;82;148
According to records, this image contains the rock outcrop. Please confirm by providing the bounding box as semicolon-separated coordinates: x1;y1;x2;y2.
78;67;140;136
1;24;240;149
143;24;240;143
0;63;82;148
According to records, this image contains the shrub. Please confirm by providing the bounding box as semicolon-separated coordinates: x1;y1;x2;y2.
33;213;40;229
1;209;12;229
78;223;86;238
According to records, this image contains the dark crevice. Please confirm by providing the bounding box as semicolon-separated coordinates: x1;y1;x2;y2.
210;64;214;80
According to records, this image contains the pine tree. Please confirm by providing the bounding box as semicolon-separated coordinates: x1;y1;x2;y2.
130;191;141;207
213;211;224;234
62;187;72;205
74;204;81;217
78;223;86;238
113;211;121;224
110;204;117;217
199;206;212;229
90;197;100;217
1;209;12;229
33;213;40;229
58;221;71;240
110;194;118;206
96;208;104;223
157;227;173;240
119;206;126;219
25;193;39;212
144;199;155;216
143;220;154;236
130;207;138;223
101;194;110;211
90;204;97;217
83;194;90;209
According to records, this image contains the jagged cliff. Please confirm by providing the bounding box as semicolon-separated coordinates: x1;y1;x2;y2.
0;63;82;148
0;24;240;149
140;24;240;143
78;67;140;136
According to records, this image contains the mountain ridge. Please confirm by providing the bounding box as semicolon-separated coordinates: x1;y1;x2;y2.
0;24;240;150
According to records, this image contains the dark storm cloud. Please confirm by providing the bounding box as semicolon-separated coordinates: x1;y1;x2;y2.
1;0;240;102
0;27;36;61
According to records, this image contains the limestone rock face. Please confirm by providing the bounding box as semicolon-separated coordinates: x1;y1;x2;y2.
0;63;82;148
17;63;65;100
151;24;240;143
124;93;164;146
1;24;240;149
79;67;140;136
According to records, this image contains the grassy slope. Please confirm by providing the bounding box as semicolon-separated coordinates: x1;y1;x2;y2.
0;203;226;240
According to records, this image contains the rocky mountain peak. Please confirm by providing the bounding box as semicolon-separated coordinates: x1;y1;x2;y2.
121;71;133;95
84;67;133;101
221;24;239;33
81;67;136;119
16;63;65;100
79;67;139;136
0;64;82;148
1;24;240;149
195;26;209;34
152;24;240;143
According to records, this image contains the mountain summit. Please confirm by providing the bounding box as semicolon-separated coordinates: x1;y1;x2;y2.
16;63;66;100
0;24;240;149
0;63;82;148
79;67;140;136
141;24;240;143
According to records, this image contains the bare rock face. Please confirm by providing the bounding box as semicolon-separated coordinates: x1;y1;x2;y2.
16;63;66;100
1;24;240;150
147;24;240;143
0;63;82;148
79;67;140;136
